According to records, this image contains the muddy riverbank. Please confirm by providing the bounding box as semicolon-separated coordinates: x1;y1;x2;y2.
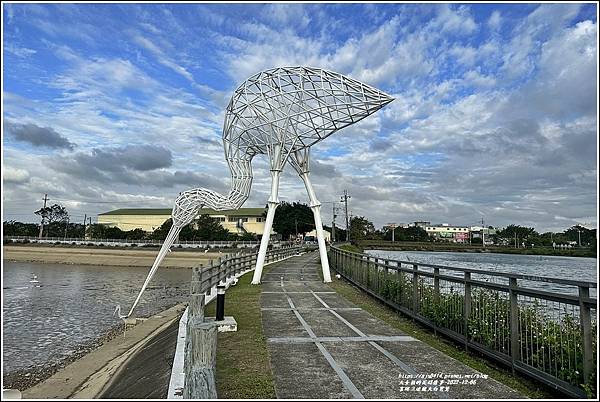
2;245;224;267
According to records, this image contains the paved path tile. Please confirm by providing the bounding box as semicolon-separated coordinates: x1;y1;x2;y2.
261;252;523;399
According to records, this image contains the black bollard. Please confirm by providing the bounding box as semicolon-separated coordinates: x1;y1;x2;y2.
216;285;225;321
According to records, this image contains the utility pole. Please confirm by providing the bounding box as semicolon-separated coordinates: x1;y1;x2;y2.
331;204;338;243
83;214;87;239
348;211;353;241
340;190;351;242
481;217;485;247
63;217;69;239
387;223;398;242
38;194;49;239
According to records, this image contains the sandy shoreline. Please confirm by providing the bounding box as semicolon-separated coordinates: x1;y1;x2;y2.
2;245;227;268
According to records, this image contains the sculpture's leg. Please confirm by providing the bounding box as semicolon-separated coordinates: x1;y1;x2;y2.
252;170;281;284
299;172;332;283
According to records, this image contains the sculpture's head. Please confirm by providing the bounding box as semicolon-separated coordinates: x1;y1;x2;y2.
224;66;394;151
171;190;203;228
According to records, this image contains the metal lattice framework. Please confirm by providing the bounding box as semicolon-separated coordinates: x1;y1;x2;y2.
127;66;393;317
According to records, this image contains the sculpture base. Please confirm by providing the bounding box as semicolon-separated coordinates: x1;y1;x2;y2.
204;316;238;332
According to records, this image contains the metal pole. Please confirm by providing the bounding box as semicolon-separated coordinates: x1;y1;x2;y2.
216;285;225;321
509;277;519;372
579;286;592;384
341;190;350;242
252;169;280;284
38;194;48;239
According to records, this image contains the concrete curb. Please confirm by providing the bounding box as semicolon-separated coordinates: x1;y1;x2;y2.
21;303;186;399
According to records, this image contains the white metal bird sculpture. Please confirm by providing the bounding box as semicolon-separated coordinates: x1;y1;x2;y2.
126;66;393;317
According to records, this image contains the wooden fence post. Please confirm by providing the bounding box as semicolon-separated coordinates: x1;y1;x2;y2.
184;265;218;398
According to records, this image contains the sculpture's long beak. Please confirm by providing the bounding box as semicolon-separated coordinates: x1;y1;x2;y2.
126;224;182;317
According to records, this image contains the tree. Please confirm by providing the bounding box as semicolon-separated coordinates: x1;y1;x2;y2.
497;225;538;247
349;216;376;241
151;215;234;241
272;202;314;240
384;226;429;242
3;220;39;236
150;218;173;240
564;225;596;246
195;214;231;240
126;228;147;240
34;204;69;237
35;204;69;225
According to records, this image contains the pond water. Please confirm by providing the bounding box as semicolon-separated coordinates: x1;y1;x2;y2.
2;261;191;374
366;250;597;296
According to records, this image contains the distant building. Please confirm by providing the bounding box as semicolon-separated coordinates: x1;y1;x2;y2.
304;229;331;242
97;208;273;236
413;221;431;228
425;224;470;243
469;226;497;245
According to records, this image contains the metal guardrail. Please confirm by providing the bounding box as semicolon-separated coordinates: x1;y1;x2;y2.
328;246;597;398
183;245;304;398
4;236;264;247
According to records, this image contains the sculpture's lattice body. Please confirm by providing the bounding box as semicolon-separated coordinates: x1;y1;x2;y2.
127;66;393;317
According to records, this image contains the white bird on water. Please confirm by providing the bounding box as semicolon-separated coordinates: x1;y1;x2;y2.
29;273;39;283
113;304;127;319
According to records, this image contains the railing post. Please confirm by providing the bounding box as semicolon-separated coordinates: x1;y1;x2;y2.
189;265;205;323
412;264;419;314
464;272;471;348
184;265;218;398
579;285;593;384
433;268;440;304
509;277;519;372
216;285;226;321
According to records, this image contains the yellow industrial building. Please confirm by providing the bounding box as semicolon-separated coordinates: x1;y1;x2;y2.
98;207;273;236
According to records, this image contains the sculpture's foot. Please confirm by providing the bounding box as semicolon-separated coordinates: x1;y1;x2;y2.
251;280;261;285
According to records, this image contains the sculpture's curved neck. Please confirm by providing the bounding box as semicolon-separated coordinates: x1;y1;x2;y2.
172;156;253;228
125;155;253;318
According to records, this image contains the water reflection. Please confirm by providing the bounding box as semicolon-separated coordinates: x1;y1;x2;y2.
3;262;191;373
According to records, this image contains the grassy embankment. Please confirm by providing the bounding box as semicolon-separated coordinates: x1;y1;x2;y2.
204;268;276;399
356;240;597;258
328;244;557;398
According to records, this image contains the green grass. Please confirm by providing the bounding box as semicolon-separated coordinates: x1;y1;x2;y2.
338;243;363;253
325;274;558;399
204;270;276;399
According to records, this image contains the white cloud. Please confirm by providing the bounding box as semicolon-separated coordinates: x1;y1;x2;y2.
5;44;37;58
488;10;502;31
433;4;478;35
3;167;30;184
449;45;478;66
464;70;497;88
132;34;195;82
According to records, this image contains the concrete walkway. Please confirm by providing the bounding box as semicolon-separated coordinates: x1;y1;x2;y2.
260;252;522;399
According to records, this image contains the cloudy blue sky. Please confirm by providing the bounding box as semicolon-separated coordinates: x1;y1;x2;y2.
2;3;598;232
